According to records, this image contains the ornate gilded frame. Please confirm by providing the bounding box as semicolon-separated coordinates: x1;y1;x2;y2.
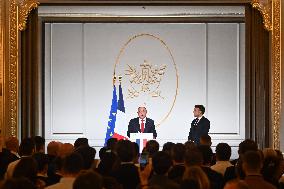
0;0;281;148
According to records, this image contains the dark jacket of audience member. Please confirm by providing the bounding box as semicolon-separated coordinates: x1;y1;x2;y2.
168;143;186;184
148;151;179;189
198;145;224;189
112;140;140;189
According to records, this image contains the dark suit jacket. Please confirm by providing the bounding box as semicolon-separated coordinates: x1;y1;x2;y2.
127;117;157;138
188;116;210;144
112;163;140;189
0;148;19;179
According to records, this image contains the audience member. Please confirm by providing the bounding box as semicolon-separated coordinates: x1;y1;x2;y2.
0;137;19;179
182;166;210;189
242;151;276;189
200;134;212;146
74;145;96;170
211;143;232;175
112;140;140;189
168;143;186;184
46;153;83;189
74;138;89;149
5;137;35;179
162;142;175;155
147;151;179;189
73;170;103;189
33;136;45;153
0;177;36;189
197;145;224;189
145;140;159;157
224;179;249;189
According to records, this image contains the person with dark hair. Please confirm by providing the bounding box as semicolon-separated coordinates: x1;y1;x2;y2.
162;142;175;155
168;143;186;184
46;152;83;189
242;151;276;189
182;166;210;189
106;138;118;152
5;137;35;178
74;145;96;170
73;170;103;189
145;140;159;158
211;143;232;175
188;105;210;145
33;136;45;153
224;139;258;182
127;107;157;139
74;138;89;149
0;178;36;189
184;149;203;167
0;137;20;179
33;153;49;187
112;140;140;189
197;145;224;189
148;151;179;189
96;151;119;176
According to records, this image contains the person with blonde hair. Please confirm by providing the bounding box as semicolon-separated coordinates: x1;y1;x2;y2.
182;166;210;189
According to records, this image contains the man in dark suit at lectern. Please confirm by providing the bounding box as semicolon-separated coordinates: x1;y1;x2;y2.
188;105;210;145
127;107;157;139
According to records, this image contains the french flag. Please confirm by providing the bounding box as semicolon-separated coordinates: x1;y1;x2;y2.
112;83;128;140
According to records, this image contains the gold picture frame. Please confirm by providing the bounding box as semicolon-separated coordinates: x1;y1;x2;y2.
0;0;281;149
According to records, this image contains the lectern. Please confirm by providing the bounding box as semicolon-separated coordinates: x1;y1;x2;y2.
130;133;153;153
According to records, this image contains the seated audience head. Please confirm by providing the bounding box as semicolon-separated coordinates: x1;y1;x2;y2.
32;152;49;175
73;170;103;189
238;139;258;156
102;176;123;189
194;105;205;117
200;135;212;146
184;141;197;151
224;179;249;189
74;145;96;170
171;143;186;164
262;148;277;159
19;138;35;157
152;151;173;175
182;166;210;189
184;149;203;167
33;136;45;153
47;141;61;156
12;157;37;183
62;152;83;176
99;147;108;160
74;138;89;149
162;142;175;155
116;140;134;162
5;137;19;152
145;140;159;157
0;178;36;189
106;138;118;152
261;148;282;182
58;143;74;158
216;143;231;161
97;151;118;176
197;145;213;166
242;151;262;174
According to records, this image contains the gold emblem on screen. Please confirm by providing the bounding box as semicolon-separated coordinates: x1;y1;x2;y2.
125;60;166;99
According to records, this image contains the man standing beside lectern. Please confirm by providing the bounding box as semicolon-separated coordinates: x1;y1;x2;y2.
127;107;157;139
188;105;210;145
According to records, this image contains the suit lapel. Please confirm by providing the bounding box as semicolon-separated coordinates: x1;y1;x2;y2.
136;118;141;132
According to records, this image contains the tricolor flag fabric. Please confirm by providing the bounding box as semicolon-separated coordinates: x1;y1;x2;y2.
113;83;128;140
104;85;118;145
104;83;128;145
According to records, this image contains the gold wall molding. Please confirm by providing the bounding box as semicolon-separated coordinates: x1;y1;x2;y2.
251;0;273;31
271;0;281;149
18;0;39;31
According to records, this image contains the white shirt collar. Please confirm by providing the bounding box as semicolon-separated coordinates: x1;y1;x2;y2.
139;118;147;124
197;115;203;120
